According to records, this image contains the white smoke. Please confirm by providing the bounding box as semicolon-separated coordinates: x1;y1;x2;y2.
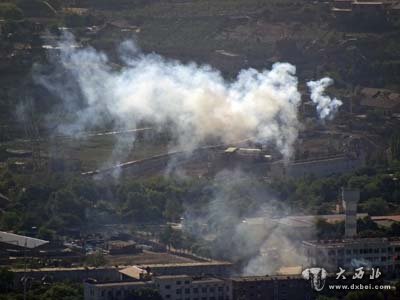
36;34;339;161
35;35;343;275
307;77;343;120
183;169;308;276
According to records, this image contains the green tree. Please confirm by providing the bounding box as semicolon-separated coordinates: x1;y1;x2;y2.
39;283;83;300
0;4;23;20
391;133;400;161
164;198;183;222
85;252;107;268
344;290;384;300
0;267;14;293
360;197;389;216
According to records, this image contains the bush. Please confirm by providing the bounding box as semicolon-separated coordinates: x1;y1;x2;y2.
0;3;23;20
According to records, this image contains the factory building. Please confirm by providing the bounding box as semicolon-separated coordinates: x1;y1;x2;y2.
303;237;400;273
230;275;312;300
84;274;310;300
303;188;400;274
154;275;230;300
84;275;231;300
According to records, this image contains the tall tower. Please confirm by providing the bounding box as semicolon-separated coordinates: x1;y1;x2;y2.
342;187;360;239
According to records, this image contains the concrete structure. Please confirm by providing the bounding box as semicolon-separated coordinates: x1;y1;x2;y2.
12;267;121;287
342;188;360;238
84;280;153;300
303;237;400;273
84;274;312;300
154;275;230;300
84;275;231;300
270;153;365;179
120;262;233;279
230;275;312;300
0;231;48;249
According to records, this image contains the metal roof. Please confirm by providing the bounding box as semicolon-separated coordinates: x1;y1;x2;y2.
0;231;49;249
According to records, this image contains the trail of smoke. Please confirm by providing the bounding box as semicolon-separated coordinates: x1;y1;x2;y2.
37;33;304;161
307;77;343;120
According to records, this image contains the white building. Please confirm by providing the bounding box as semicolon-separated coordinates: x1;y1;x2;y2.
303;237;400;273
84;274;231;300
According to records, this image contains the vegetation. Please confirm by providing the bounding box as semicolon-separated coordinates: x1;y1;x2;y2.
0;3;23;20
0;282;83;300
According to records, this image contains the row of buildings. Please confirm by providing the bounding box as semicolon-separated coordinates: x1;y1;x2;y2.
302;188;400;273
83;265;311;300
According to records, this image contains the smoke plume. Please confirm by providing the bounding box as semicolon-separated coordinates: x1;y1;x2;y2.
307;78;343;120
183;170;308;276
37;34;335;161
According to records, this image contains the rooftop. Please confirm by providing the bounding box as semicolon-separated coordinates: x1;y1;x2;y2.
0;231;49;249
231;275;303;282
86;281;150;288
303;237;400;247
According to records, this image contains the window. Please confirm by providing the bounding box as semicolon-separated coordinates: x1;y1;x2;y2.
210;287;215;292
176;289;182;294
218;287;223;292
185;288;190;294
193;288;199;294
165;285;171;290
165;295;171;299
202;287;207;293
177;281;182;285
184;280;190;284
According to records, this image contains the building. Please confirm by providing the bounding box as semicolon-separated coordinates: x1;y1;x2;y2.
119;262;233;279
303;237;400;273
302;188;400;273
107;241;141;255
84;274;231;300
84;274;312;300
154;275;230;300
84;280;153;300
0;231;49;260
12;266;122;287
230;275;312;300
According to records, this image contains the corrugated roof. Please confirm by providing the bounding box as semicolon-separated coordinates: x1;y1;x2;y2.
0;231;49;249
